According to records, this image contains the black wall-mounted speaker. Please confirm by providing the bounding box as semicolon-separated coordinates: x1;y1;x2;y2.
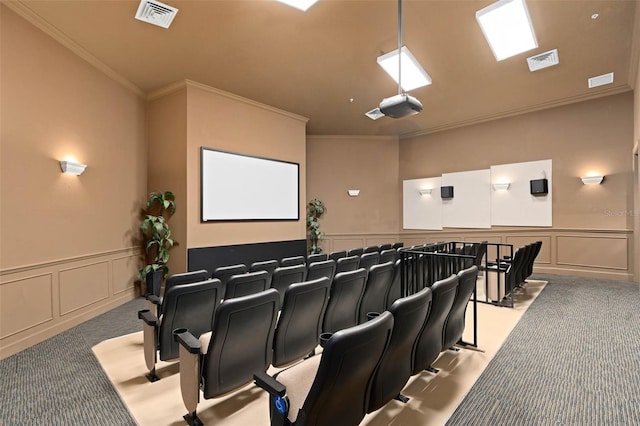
441;186;454;199
530;178;548;195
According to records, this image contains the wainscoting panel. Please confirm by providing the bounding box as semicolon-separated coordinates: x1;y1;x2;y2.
59;261;110;316
329;238;366;253
0;247;141;360
556;235;628;270
0;273;53;339
112;254;140;295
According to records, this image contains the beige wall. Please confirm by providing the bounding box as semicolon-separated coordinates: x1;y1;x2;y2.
397;93;635;280
147;81;308;272
633;1;640;283
146;87;188;275
309;94;635;280
306;136;400;252
0;6;147;358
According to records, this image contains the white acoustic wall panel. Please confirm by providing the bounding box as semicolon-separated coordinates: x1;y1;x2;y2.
490;159;552;227
403;177;443;230
441;169;491;228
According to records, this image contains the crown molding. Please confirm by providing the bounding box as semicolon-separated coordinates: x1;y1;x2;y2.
3;1;145;98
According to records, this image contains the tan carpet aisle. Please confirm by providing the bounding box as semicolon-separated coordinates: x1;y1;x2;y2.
94;280;546;426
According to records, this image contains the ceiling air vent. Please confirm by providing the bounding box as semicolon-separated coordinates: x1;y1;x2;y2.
588;72;614;89
365;107;385;121
135;0;178;29
526;49;559;72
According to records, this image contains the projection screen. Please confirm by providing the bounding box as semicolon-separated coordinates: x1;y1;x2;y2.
201;147;299;221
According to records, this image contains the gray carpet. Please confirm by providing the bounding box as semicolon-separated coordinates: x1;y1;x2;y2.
1;275;638;425
447;274;640;426
0;297;146;425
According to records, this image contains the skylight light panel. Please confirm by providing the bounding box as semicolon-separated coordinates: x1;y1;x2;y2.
476;0;538;61
377;46;432;92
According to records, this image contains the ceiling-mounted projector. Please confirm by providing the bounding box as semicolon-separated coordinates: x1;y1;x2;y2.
379;93;423;119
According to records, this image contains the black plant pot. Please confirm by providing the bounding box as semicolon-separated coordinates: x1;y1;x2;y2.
145;269;163;298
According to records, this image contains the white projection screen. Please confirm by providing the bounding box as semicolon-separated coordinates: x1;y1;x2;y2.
201;148;299;221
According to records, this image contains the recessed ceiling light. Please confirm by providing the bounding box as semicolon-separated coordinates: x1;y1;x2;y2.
276;0;319;12
588;72;614;88
591;13;599;20
377;46;432;91
476;0;538;61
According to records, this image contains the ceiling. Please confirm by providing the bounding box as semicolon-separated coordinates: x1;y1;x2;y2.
11;0;640;137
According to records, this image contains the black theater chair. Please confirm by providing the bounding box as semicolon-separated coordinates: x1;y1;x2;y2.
358;261;395;323
328;250;347;263
526;241;543;281
271;264;307;306
485;247;525;303
363;245;379;254
412;274;458;374
347;247;364;257
138;279;223;382
379;248;398;264
212;264;247;294
335;255;360;274
280;256;306;267
250;259;279;287
322;268;367;334
272;277;331;368
392;242;404;250
379;243;393;251
359;251;380;272
175;289;280;426
385;259;402;310
146;269;210;315
305;259;336;283
368;287;432;411
442;265;478;351
306;253;327;266
224;270;269;299
254;312;394;426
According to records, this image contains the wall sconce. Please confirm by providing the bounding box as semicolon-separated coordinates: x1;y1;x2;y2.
418;188;432;195
580;175;604;185
492;183;511;191
60;160;87;176
347;189;360;197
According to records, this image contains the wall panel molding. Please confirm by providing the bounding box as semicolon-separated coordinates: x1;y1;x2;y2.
0;273;53;339
0;247;141;276
324;227;633;281
0;248;141;360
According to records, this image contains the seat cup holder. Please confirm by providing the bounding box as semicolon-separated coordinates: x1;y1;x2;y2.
172;327;188;342
319;332;333;348
367;312;380;321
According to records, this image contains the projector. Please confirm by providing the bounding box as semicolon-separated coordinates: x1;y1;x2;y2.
379;93;423;119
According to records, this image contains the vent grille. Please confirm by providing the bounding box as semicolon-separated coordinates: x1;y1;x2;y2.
588;72;614;89
135;0;178;28
526;49;559;72
365;108;385;120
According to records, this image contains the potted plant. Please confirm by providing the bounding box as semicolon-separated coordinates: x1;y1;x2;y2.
306;198;326;255
138;191;176;296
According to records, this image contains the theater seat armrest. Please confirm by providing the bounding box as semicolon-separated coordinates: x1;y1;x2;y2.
147;294;161;305
254;371;286;397
176;330;201;354
137;309;157;326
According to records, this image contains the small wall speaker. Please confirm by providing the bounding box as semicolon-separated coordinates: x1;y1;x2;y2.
441;186;454;199
530;178;548;195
